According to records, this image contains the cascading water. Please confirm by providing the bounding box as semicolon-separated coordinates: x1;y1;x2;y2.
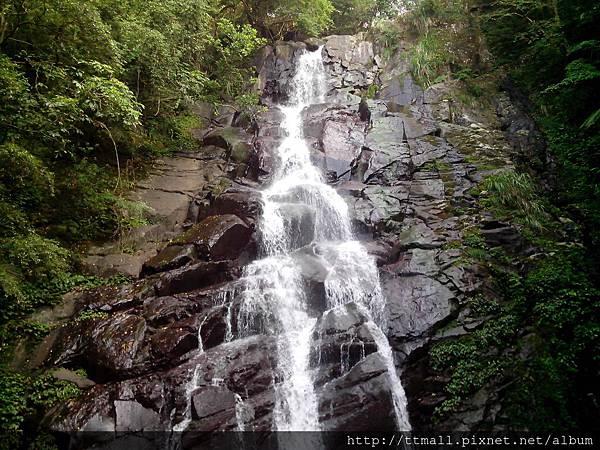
239;47;412;432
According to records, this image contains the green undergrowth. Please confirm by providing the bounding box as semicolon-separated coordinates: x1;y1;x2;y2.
432;242;599;430
0;370;80;450
430;165;599;429
0;272;128;449
481;169;550;231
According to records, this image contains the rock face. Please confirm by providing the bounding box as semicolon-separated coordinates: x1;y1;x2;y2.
28;33;538;442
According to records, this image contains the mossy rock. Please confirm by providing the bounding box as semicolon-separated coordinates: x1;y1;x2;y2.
203;127;252;164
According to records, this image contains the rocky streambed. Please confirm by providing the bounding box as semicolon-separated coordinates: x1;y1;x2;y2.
17;33;544;445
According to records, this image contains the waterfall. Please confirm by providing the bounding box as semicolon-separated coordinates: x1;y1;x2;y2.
240;47;412;431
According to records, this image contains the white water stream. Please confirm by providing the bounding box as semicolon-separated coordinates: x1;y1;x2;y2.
239;47;411;431
171;48;410;439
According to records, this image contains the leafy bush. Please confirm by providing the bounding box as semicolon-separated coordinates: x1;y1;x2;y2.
0;144;54;212
430;248;599;429
479;0;600;253
1;235;70;282
371;19;403;58
330;0;381;34
0;370;79;449
0;233;70;323
0;200;29;238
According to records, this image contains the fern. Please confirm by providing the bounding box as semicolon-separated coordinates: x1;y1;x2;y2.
543;59;600;94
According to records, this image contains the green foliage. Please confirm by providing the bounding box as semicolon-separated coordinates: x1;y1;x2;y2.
478;0;600;251
226;0;334;40
481;169;549;230
76;75;143;127
0;1;270;359
543;59;600;94
581;108;600;129
462;228;488;260
0;144;54;213
330;0;379;33
370;19;403;59
402;0;470;35
430;308;518;418
75;310;109;323
0;0;267;155
401;0;481;87
430;248;599;429
409;31;450;87
364;84;379;99
1;234;70;282
0;370;79;448
468;293;501;316
0;232;71;324
507;251;599;430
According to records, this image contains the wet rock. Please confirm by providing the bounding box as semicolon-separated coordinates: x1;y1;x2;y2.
397;221;445;250
363;117;412;183
142;295;197;326
154;261;233;297
378;56;423;109
149;315;199;361
48;384;115;433
48;335;278;437
424;81;458;105
390;248;439;277
362;240;394;266
141;244;197;276
40;286;162;379
256;42;307;103
51;368;95;389
183;336;278;433
323;35;377;90
198;185;263;226
180;215;252;261
83;250;159;279
49;312;150;382
480;219;523;249
253;136;280;178
278;204;316;249
382;273;455;343
355;185;409;228
214;105;238;127
115;400;162;432
411;178;446;201
311;304;378;382
320;117;365;179
304;37;323;51
192;385;237;422
90;314;146;372
197;304;232;350
290;245;330;312
318;353;396;431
